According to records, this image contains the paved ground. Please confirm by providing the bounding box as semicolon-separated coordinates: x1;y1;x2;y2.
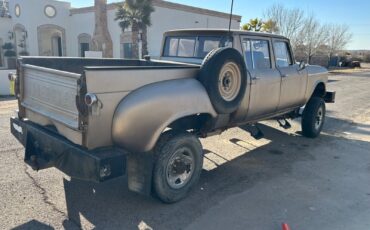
0;71;370;230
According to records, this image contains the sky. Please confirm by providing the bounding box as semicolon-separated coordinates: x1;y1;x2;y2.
70;0;370;50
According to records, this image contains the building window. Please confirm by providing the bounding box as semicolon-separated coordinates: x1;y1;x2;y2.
122;43;133;59
14;4;20;17
44;5;56;18
78;33;92;57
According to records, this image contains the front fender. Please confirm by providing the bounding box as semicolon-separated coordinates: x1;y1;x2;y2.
112;78;217;152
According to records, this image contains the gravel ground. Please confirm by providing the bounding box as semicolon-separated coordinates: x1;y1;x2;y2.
0;71;369;230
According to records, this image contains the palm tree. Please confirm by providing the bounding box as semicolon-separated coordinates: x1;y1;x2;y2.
242;18;278;33
115;0;154;59
262;19;279;33
242;18;263;32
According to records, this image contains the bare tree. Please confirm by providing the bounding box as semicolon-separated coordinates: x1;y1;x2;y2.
297;15;329;64
264;3;305;48
327;24;352;60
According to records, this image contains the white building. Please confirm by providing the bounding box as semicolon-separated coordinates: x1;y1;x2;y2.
0;0;241;68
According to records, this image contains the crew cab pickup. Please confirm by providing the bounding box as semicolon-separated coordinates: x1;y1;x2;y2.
9;29;335;203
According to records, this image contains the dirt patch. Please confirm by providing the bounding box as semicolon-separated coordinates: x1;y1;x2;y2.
0;99;17;115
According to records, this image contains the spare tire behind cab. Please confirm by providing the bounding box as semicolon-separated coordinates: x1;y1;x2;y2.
198;47;247;114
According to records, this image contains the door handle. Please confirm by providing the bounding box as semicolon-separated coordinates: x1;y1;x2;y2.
251;76;260;84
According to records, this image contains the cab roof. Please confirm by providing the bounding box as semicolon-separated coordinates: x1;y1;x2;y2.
164;28;288;40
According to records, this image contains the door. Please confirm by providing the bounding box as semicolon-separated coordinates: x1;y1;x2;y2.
80;43;89;57
242;37;281;119
273;39;307;110
51;36;62;56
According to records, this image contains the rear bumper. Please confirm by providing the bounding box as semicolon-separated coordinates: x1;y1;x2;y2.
324;91;336;103
10;117;127;182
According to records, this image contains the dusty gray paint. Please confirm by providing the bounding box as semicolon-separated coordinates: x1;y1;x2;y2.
112;78;217;152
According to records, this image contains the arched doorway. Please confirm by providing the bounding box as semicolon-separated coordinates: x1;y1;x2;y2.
37;24;66;56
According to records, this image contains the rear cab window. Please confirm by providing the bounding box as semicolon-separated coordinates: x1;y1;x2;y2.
163;35;233;59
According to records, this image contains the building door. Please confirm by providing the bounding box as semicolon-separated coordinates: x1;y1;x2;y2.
80;43;89;57
51;36;62;56
122;43;133;58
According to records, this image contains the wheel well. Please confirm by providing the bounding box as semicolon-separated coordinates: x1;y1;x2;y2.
167;113;212;133
312;82;326;98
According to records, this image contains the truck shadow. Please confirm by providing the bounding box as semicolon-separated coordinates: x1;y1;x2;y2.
61;116;370;230
12;220;54;230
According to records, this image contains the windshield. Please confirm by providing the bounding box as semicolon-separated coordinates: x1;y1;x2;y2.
163;36;232;59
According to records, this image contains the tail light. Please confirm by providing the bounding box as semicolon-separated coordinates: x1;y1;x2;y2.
84;93;98;106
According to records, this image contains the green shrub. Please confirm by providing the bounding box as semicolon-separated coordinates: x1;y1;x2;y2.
2;42;14;50
4;50;16;57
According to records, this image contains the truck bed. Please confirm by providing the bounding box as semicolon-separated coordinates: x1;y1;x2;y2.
17;57;199;149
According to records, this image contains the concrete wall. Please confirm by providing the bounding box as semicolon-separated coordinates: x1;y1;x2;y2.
0;69;15;95
68;12;95;57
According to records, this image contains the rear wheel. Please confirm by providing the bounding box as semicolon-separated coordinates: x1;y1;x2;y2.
152;131;203;203
301;97;326;138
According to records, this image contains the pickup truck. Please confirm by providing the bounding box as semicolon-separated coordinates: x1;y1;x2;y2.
9;29;335;203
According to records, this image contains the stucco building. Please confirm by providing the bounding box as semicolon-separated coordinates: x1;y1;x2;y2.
0;0;241;68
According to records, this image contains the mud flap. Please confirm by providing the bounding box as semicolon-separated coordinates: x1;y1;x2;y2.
127;152;154;196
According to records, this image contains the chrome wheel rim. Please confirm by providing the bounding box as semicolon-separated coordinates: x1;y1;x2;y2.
218;62;241;102
315;106;324;130
166;147;195;189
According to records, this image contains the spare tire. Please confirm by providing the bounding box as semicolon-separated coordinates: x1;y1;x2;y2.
198;47;247;114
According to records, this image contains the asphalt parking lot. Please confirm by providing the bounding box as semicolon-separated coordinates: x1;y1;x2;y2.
0;71;370;230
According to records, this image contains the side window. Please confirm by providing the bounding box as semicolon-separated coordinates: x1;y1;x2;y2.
273;41;292;67
242;40;253;70
251;40;271;69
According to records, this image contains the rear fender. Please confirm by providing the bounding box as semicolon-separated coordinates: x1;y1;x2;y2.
112;78;217;153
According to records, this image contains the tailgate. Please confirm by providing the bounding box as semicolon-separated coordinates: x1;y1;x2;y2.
20;64;81;129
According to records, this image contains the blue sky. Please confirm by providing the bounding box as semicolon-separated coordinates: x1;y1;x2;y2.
71;0;370;50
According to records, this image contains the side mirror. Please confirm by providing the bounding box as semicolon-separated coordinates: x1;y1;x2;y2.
298;61;306;71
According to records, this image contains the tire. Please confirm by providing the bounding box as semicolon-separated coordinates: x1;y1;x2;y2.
152;131;203;203
198;47;247;114
301;97;326;138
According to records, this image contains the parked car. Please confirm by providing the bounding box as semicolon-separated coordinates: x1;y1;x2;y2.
9;29;335;203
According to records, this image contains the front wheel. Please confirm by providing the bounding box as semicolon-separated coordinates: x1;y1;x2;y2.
301;97;326;138
152;131;203;203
